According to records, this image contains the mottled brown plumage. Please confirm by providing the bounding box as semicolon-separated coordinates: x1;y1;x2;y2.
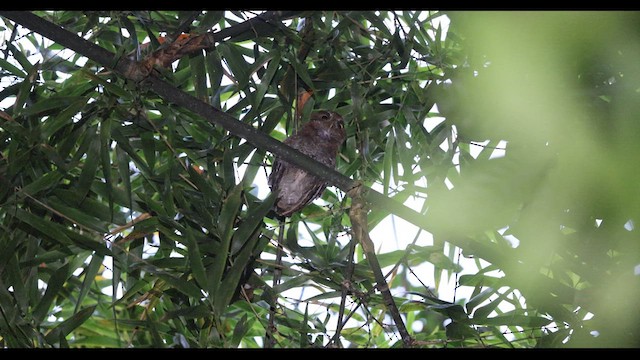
268;110;346;217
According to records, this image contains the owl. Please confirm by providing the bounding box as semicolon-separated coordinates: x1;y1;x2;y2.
268;110;347;217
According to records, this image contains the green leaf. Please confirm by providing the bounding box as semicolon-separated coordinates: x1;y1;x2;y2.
229;191;274;256
248;51;280;119
115;145;133;209
7;40;34;74
99;117;114;221
158;274;203;299
458;274;503;288
21;96;86;117
446;321;478;340
214;193;274;314
0;57;27;78
44;305;97;345
12;61;38;114
45;197;109;233
12;208;74;247
80;69;131;98
273;274;310;294
140;129;156;172
230;313;249;347
382;130;394;196
41;98;89;139
184;228;208;292
33;262;72;322
370;249;405;268
19;171;64;197
218;43;250;88
208;182;243;301
473;314;552;328
190;52;208;100
288;57;314;90
164;304;212;320
75;254;104;313
76;128;101;201
118;15;139;52
466;287;497;314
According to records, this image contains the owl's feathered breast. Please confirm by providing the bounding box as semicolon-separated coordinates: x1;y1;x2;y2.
268;111;346;217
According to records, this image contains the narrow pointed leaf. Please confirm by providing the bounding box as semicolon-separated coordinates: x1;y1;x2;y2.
44;305;97;344
75;254;104;313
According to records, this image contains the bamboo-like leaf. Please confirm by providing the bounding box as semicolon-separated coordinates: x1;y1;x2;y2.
190;52;208;101
218;43;250;88
299;303;310;348
472;291;509;320
140;129;156;172
163;304;211;320
273;274;310;294
21;96;85;117
157;273;203;299
473;313;552;328
288;57;315;91
205;48;224;108
302;290;343;303
382;128;394;196
41;98;89;139
214;194;274;314
186;164;220;204
111;128;151;175
184;228;208;292
74;254;104;313
33;262;72;322
465;287;497;314
45;197;109;233
99;117;114;221
76;129;101;201
115;145;133;209
208;182;243;302
69;335;122;347
242;51;280;123
12;208;74;247
0;57;27;78
19;171;64;197
80;69;131;98
229;192;274;256
445;321;478;340
230;313;249;348
0;110;28;138
458;274;503;288
118;14;139;53
44;305;97;345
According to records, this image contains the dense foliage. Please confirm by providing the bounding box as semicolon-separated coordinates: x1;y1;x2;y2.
0;10;638;348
